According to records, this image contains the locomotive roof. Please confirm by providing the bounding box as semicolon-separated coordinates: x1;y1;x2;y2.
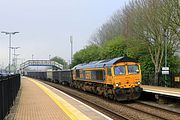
72;56;138;69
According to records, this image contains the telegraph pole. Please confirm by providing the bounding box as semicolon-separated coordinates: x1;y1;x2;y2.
49;55;51;60
32;54;34;60
70;36;73;65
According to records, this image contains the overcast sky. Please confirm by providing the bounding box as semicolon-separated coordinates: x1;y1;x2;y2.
0;0;129;67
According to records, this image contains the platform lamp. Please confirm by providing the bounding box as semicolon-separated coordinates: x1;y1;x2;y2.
1;31;19;73
11;47;20;64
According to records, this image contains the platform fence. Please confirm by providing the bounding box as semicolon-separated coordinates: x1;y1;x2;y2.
0;74;20;120
142;72;180;88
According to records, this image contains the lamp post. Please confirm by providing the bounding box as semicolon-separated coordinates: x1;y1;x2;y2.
1;31;19;73
11;47;20;65
14;54;20;73
11;46;20;73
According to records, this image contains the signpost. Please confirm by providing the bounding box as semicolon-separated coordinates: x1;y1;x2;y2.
162;67;169;75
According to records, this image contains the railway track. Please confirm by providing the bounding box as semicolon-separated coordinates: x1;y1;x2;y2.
135;101;180;115
121;102;180;120
40;80;180;120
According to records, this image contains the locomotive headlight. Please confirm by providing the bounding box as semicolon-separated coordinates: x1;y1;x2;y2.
135;81;141;85
115;83;119;87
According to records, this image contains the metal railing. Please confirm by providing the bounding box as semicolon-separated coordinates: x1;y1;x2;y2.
20;60;63;70
142;72;180;87
0;74;20;120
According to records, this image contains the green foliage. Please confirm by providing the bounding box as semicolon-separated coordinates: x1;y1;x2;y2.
168;55;180;73
50;56;68;69
72;36;155;75
72;37;127;67
72;44;101;67
72;0;179;86
100;37;127;59
126;38;148;58
176;56;180;73
139;55;154;72
126;38;155;73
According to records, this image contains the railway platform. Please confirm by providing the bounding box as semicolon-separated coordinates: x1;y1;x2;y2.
142;85;180;98
13;77;112;120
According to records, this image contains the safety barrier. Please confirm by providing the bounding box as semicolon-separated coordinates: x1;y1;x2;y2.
142;72;180;87
0;74;20;120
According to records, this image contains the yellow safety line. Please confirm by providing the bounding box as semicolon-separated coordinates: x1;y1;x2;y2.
30;78;91;120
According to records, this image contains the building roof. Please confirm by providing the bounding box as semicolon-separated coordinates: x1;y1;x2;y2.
72;56;138;69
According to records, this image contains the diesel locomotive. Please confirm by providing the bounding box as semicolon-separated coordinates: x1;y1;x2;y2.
26;56;143;101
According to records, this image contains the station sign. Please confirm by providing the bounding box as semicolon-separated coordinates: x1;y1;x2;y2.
162;67;169;71
162;71;169;75
162;67;169;75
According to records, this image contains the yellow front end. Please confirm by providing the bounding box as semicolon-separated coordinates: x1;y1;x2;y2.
112;62;141;88
112;62;142;101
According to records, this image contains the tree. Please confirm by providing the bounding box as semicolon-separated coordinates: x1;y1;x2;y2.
72;44;101;67
100;37;127;59
50;56;68;69
75;0;179;86
129;0;180;85
90;11;124;45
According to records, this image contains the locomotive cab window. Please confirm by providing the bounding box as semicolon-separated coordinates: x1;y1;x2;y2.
114;66;126;75
128;65;139;74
